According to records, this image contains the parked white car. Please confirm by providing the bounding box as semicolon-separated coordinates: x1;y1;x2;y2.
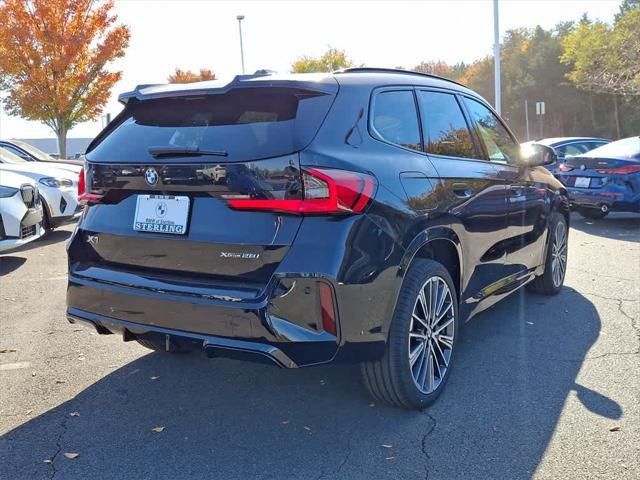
0;147;81;231
0;170;44;252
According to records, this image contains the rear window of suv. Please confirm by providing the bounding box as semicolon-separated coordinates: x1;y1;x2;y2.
87;87;335;162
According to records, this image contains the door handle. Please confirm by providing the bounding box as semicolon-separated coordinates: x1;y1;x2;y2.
452;182;471;198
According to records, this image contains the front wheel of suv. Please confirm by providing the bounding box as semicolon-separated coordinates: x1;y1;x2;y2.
361;259;459;410
526;211;568;295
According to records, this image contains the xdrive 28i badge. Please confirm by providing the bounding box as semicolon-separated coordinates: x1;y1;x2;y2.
145;167;159;186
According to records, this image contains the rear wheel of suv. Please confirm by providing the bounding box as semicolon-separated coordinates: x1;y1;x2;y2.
526;211;568;295
577;207;608;220
361;259;458;410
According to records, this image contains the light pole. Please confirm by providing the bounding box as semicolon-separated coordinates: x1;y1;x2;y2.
493;0;501;115
236;15;245;74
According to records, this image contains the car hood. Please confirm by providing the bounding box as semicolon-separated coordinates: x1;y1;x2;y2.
0;163;77;181
0;169;37;188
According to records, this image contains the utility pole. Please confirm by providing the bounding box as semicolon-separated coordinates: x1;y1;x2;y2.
237;15;245;74
524;99;530;141
493;0;501;115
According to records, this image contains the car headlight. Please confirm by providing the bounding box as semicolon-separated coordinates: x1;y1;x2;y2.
0;185;19;198
39;177;73;188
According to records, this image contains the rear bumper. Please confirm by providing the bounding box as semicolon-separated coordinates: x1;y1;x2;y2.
66;266;342;368
567;187;640;213
67;307;299;368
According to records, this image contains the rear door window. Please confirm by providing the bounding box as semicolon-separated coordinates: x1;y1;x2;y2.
417;90;479;159
371;90;422;152
463;98;519;164
87;87;335;162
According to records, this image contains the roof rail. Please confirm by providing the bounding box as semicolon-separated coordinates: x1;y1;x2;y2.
334;67;467;88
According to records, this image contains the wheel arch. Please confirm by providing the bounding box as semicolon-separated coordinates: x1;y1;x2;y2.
401;226;463;301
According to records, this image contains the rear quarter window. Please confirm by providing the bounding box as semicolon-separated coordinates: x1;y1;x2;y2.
370;90;422;152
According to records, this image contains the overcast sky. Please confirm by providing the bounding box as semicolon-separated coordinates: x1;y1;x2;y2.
0;0;619;141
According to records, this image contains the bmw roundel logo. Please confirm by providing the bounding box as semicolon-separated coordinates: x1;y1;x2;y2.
145;167;159;186
156;201;168;217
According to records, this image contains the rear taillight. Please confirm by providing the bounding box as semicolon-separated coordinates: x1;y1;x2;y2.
596;165;640;175
227;168;376;215
77;167;103;204
557;164;574;172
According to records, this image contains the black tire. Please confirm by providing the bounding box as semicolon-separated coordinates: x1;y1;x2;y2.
37;206;53;240
577;207;608;220
361;259;459;410
526;211;568;295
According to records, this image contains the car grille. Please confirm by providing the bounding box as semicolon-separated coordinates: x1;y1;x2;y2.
20;185;39;208
20;224;37;239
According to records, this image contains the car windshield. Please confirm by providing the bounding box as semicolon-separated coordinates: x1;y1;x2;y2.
10;140;56;161
580;136;640;160
0;147;29;164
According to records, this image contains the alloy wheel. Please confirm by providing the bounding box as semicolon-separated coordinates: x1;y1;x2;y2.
408;276;455;394
551;221;567;288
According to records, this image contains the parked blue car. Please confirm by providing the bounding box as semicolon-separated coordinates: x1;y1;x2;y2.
556;136;640;219
522;137;611;175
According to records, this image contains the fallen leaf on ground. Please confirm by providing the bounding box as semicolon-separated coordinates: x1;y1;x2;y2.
281;420;289;425
55;380;65;384
609;426;621;432
69;412;80;417
382;444;393;449
43;459;53;464
63;453;79;459
0;349;17;353
150;376;160;380
152;426;165;433
303;426;312;431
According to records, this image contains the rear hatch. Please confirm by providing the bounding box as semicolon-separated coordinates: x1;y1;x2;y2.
77;77;338;292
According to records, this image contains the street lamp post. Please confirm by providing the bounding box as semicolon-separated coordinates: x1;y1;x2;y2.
493;0;501;115
236;15;245;74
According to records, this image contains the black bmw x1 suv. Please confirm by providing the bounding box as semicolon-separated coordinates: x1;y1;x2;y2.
67;68;569;409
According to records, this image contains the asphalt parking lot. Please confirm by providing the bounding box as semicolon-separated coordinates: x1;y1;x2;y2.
1;213;639;480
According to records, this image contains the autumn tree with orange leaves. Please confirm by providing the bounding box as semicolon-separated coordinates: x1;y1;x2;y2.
0;0;129;159
168;68;217;83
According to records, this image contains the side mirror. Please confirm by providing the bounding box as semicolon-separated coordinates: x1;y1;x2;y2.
518;143;557;167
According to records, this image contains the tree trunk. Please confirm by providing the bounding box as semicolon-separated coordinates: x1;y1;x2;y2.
613;95;621;139
588;94;597;132
56;126;67;160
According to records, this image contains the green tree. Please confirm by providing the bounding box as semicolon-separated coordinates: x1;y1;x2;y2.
561;8;640;136
291;47;354;73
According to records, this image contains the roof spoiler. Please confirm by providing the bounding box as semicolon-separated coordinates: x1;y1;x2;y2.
118;70;278;105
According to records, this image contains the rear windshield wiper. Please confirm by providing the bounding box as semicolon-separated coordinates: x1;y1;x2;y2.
148;146;228;158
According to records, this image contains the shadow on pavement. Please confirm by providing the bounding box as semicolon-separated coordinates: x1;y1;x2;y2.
569;212;640;243
9;229;73;254
0;256;27;276
0;287;616;480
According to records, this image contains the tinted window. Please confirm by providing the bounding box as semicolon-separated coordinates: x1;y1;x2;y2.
87;87;334;162
464;98;518;164
556;143;589;156
371;90;421;151
417;91;478;159
1;145;30;159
